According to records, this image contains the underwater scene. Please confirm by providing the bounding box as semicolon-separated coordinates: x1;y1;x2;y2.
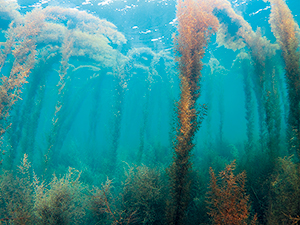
0;0;300;224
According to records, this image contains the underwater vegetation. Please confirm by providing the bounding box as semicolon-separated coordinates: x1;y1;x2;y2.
0;0;300;224
167;0;218;224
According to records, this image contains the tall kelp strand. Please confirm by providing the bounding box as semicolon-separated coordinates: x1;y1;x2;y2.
213;0;281;165
264;0;300;159
211;0;284;220
0;6;46;165
263;0;300;223
0;3;126;171
167;0;218;224
0;8;45;132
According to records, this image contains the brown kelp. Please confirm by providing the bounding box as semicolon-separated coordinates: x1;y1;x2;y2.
214;0;281;161
1;0;300;224
264;0;300;223
265;0;300;158
207;160;257;224
0;8;47;169
167;0;218;224
0;8;45;136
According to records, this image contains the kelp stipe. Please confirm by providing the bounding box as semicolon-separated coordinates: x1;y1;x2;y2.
0;8;46;169
232;52;255;161
124;48;155;165
213;1;284;220
107;55;127;175
264;1;300;222
213;0;282;163
18;47;61;168
167;0;218;224
207;57;228;153
38;6;127;174
43;29;74;175
265;0;300;159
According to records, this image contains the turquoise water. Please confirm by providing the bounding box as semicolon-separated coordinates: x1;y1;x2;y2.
0;0;300;224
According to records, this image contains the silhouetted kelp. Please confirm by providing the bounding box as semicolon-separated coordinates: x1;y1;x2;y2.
207;57;228;155
232;51;255;161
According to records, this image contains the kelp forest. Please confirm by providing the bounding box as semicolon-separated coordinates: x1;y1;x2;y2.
0;0;300;224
